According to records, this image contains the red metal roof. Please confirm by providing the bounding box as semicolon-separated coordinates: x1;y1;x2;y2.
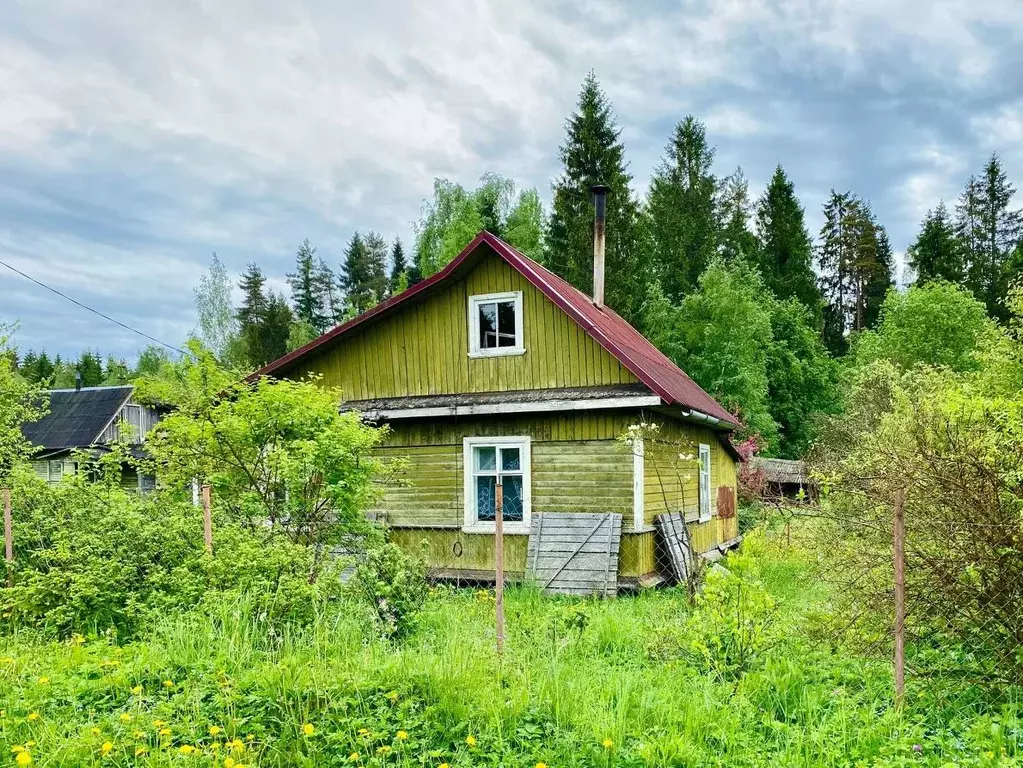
252;231;737;428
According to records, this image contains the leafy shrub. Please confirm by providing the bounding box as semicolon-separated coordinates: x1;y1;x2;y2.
649;541;778;680
1;467;341;638
352;541;429;640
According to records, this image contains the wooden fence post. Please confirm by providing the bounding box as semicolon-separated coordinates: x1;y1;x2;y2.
201;484;213;556
3;487;12;587
893;487;907;705
495;478;505;656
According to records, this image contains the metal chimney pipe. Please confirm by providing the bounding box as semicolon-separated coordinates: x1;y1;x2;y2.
591;184;609;308
75;371;82;392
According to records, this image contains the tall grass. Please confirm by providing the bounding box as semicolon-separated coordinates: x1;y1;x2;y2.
1;530;1019;767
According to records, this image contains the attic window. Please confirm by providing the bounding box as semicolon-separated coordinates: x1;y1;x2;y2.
468;292;524;357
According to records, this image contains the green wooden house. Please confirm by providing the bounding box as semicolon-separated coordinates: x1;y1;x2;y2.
255;231;740;588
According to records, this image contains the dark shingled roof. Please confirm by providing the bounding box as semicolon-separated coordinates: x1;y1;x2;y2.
22;386;133;452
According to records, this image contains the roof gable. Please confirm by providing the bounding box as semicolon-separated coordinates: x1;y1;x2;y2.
22;386;134;452
255;232;736;427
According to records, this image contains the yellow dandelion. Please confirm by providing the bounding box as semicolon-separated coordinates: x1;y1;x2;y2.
11;746;25;754
602;738;614;749
302;723;315;736
439;763;450;768
26;712;40;722
210;725;223;737
159;728;171;738
377;746;392;755
101;741;113;755
133;731;144;739
37;677;49;685
119;713;132;723
536;763;548;768
131;685;143;696
348;753;360;762
358;728;370;737
91;727;102;736
224;759;236;768
385;690;399;702
178;744;197;755
152;720;166;728
135;747;148;757
16;751;32;766
466;735;477;747
162;680;175;689
228;738;245;752
396;730;409;741
1;657;15;664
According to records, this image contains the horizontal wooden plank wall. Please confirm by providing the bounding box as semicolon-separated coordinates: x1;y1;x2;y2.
283;247;641;399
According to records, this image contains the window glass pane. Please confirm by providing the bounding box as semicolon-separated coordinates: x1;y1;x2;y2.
497;301;516;347
500;447;520;471
475;446;496;471
476;475;496;521
478;302;497;348
502;476;524;521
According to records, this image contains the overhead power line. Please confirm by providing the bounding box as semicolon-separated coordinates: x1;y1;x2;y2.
0;257;186;355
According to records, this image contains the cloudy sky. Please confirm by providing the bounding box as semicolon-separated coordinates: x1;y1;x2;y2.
2;0;1022;361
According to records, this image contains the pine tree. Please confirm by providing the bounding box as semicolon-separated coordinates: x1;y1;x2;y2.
76;351;103;387
545;73;646;322
257;293;294;365
974;154;1021;319
754;165;822;320
647;114;718;303
287;240;327;332
339;233;376;316
314;258;341;330
717;167;758;264
817;192;886;352
363;232;390;303
909;201;962;284
389;238;409;295
236;263;269;369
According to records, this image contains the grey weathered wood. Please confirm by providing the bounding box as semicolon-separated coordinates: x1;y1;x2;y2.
526;513;622;598
655;511;695;588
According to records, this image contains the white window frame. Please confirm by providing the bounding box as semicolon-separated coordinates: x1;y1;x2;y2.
462;436;531;534
632;436;645;530
122;404;145;442
698;443;712;522
467;291;525;358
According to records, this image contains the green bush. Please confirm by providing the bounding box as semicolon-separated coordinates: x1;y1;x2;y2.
1;468;342;639
352;541;429;641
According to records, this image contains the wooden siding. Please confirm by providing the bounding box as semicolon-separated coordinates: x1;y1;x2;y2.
282;250;640;399
99;397;161;445
371;412;636;530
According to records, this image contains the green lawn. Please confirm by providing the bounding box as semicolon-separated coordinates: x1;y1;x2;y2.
1;530;1019;767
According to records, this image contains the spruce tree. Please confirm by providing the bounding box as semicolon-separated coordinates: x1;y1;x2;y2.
545;73;646;322
754;165;822;320
19;350;38;382
863;223;894;329
287;240;327;332
257;293;294;365
363;232;391;303
339;233;379;317
389;238;409;295
314;258;341;331
34;351;54;384
236;263;269;369
76;351;104;387
717;167;758;265
647;114;718;303
976;154;1021;320
909;202;962;284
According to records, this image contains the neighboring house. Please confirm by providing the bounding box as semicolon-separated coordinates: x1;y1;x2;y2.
22;385;160;491
753;457;815;500
253;231;741;589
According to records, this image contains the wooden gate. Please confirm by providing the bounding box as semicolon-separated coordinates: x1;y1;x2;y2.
526;513;622;597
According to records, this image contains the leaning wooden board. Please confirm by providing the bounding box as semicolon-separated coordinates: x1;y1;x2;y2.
526;512;622;597
655;511;695;587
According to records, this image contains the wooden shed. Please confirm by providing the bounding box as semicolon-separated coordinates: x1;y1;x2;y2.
254;231;741;590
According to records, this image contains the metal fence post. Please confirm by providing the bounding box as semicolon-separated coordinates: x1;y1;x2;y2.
894;487;907;705
3;487;12;587
495;478;505;656
201;484;213;556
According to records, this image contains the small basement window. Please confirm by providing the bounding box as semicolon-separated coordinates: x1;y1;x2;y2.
463;436;531;533
698;443;712;522
468;291;524;357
